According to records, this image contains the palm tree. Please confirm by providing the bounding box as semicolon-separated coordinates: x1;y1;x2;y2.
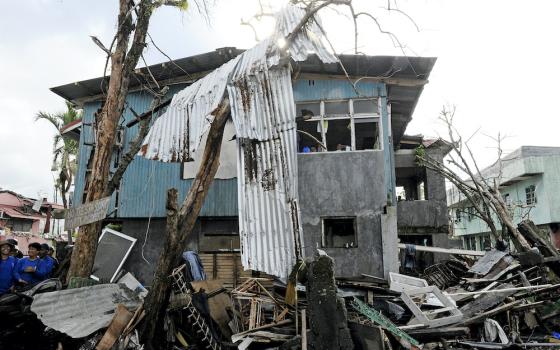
36;101;81;240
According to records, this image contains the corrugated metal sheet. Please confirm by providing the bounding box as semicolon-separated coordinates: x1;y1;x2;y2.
138;5;337;277
269;5;337;65
31;284;141;338
141;57;241;162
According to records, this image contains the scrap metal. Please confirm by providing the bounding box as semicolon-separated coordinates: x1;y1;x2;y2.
30;284;141;338
139;5;337;277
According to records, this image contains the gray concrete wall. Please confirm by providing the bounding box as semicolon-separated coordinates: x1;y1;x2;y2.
298;151;386;277
119;219;199;285
396;148;449;232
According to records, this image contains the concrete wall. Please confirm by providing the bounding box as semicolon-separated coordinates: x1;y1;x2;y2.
395;149;448;232
298;150;386;277
120;218;199;285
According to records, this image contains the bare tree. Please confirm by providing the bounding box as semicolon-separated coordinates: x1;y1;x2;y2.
416;106;532;252
67;0;194;279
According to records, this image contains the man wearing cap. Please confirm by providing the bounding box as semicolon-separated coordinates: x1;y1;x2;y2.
7;239;23;259
38;244;55;279
0;241;17;295
14;242;49;286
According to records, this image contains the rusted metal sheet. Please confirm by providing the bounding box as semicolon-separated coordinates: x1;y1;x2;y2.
140;56;241;162
139;4;337;277
30;284;141;338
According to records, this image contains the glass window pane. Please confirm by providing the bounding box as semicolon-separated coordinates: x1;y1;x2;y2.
296;102;320;118
353;99;377;114
325;119;351;151
324;101;349;116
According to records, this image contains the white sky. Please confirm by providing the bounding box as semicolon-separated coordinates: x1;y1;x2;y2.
1;0;559;201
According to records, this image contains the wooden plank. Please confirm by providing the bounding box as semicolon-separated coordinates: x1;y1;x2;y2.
463;300;522;325
398;243;484;256
459;283;515;318
65;196;111;230
95;304;134;350
301;309;307;350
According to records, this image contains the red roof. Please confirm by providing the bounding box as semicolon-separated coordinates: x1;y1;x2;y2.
0;205;43;221
60;118;82;134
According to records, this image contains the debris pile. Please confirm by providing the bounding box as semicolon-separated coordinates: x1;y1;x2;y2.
1;228;559;349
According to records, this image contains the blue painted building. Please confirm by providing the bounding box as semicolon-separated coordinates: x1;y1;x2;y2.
53;48;437;283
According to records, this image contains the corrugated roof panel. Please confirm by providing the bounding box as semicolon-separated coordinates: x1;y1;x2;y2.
140;56;242;162
31;284;141;338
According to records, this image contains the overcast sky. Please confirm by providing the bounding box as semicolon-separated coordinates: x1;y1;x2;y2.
1;0;559;201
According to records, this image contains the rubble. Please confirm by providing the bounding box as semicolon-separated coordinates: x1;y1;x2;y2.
0;234;558;349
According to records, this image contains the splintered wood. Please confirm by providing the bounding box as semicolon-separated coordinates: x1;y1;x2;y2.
231;278;288;333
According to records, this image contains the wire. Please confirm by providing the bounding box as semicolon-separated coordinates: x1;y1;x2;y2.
140;159;156;266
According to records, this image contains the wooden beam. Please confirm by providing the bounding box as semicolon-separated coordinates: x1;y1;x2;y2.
398;243;485;256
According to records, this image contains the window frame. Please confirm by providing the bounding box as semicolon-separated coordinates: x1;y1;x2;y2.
296;98;382;152
525;185;537;205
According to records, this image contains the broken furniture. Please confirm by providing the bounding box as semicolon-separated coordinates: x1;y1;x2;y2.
400;286;463;328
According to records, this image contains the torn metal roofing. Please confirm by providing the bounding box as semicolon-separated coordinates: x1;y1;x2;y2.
31;284;141;338
138;4;336;277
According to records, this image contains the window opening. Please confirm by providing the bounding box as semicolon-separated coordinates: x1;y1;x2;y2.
525;185;537;205
322;217;357;248
354;117;380;150
504;193;512;206
296;99;380;153
467;207;475;221
325;119;352;151
455;209;462;223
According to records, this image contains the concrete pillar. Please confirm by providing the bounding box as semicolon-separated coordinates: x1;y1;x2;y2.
381;206;399;279
306;253;354;350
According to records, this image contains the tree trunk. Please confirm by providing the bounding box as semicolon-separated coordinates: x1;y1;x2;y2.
517;220;560;278
140;188;179;348
140;99;230;349
67;0;154;279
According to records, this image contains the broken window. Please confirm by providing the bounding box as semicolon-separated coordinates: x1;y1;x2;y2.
455;209;462;223
10;220;33;232
325;119;352;151
322;217;357;248
296;99;380;153
525;185;537;205
504;193;512;207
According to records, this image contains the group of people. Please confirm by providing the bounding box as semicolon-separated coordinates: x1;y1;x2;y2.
0;239;58;295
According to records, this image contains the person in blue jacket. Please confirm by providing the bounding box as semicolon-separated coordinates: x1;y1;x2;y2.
38;243;55;278
15;242;48;286
0;240;17;295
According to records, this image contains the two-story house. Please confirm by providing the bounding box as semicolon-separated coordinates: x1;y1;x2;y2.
53;47;441;284
449;146;560;251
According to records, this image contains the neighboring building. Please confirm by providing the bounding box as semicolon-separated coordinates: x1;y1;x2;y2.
448;146;560;251
0;190;63;253
52;48;442;283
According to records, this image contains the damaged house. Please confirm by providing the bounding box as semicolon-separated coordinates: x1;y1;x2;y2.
52;10;445;284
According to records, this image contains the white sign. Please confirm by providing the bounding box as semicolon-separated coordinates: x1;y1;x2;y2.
182;120;238;179
32;199;42;212
64;197;111;230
